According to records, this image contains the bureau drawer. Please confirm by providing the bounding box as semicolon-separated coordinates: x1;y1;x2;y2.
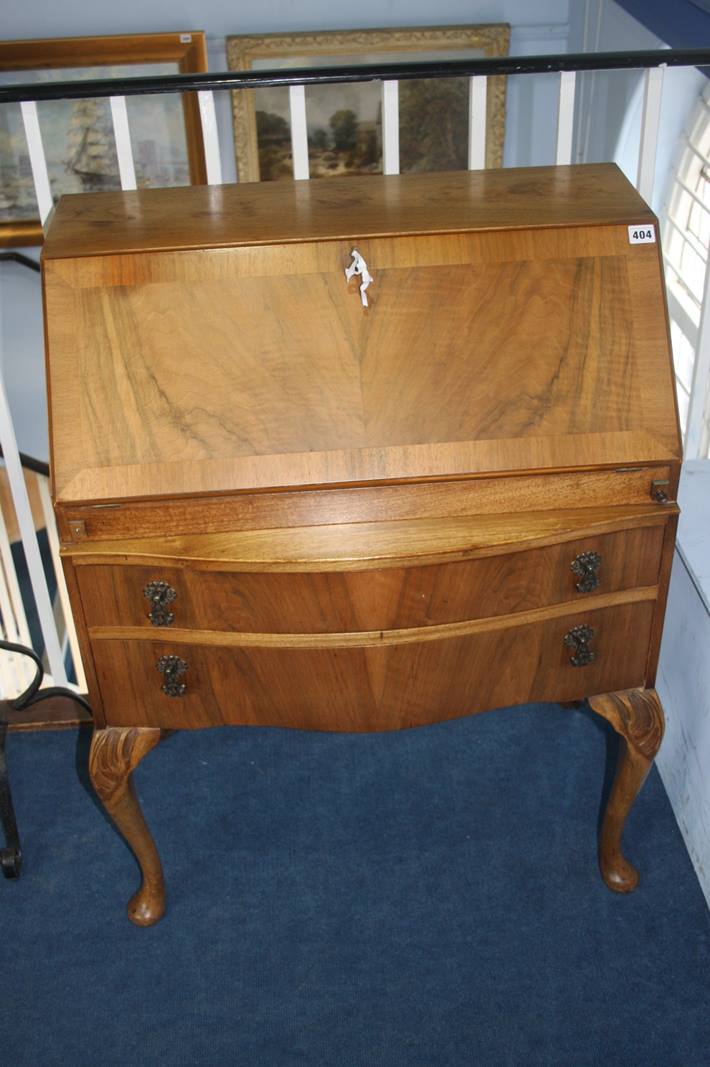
76;523;664;634
91;599;655;731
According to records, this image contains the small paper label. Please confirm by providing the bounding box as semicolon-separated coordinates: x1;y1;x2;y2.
628;224;656;244
180;34;192;43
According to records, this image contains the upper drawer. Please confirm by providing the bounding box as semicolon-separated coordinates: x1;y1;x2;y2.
75;522;665;635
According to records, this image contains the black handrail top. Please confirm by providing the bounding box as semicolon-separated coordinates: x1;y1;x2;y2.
0;253;40;274
1;48;710;104
0;447;49;478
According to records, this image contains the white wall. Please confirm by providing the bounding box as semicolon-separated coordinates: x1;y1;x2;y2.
569;0;661;168
2;0;570;40
658;567;710;907
614;65;706;215
570;0;706;213
657;464;710;909
0;254;46;461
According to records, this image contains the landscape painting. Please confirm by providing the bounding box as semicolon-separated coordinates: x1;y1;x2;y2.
227;26;509;183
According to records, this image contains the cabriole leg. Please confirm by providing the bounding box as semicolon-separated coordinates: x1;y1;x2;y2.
89;726;165;926
587;687;665;893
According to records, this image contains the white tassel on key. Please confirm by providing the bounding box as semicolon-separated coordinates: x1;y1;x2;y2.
345;249;373;308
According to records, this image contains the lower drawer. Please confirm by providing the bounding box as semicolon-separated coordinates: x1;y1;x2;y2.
91;599;655;731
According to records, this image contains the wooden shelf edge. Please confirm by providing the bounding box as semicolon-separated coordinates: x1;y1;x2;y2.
1;696;93;733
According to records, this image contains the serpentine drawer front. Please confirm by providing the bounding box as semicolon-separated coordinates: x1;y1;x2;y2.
89;599;656;732
74;521;665;634
44;164;682;925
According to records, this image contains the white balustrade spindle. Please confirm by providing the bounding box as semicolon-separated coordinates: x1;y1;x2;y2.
468;76;488;170
555;70;576;166
0;556;23;694
637;65;665;204
109;95;137;190
0;535;28;695
20;100;53;226
0;496;36;693
0;376;66;685
288;85;310;181
382;80;400;176
197;90;224;185
36;476;87;691
0;497;32;652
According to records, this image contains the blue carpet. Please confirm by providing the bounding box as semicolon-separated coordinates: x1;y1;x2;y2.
1;703;709;1066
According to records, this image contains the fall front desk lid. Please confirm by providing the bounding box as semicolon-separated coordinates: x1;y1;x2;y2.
43;164;680;505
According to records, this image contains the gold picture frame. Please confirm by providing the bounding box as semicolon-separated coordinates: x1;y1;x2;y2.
0;31;209;247
227;24;509;183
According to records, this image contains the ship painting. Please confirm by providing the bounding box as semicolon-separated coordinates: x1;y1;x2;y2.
64;99;118;193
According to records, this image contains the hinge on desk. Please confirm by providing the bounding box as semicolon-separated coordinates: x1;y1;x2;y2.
68;518;87;540
650;479;671;504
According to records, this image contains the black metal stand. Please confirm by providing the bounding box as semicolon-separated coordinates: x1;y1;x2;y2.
0;640;91;880
0;722;21;877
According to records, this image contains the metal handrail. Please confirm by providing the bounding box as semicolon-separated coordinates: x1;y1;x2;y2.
1;48;710;104
0;449;49;479
0;253;40;275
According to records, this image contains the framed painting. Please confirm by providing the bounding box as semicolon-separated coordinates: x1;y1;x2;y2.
227;24;509;183
0;32;208;246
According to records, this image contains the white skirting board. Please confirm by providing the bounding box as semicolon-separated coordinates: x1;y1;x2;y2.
656;464;710;909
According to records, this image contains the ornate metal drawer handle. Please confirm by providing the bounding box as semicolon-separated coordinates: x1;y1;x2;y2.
571;551;601;593
144;580;176;626
564;624;596;667
156;655;188;697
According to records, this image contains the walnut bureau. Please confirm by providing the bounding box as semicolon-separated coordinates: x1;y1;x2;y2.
42;164;681;926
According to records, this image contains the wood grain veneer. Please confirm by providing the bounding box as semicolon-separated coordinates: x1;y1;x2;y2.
90;599;655;732
43;164;683;924
42;164;653;260
74;522;664;634
87;587;658;646
56;471;675;543
59;505;670;571
44;166;679;505
64;505;670;568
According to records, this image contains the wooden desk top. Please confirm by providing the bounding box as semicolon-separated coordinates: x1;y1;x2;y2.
43;163;654;260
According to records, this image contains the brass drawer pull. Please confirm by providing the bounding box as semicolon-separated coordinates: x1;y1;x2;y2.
571;551;601;593
564;624;596;667
144;580;176;626
157;654;188;697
